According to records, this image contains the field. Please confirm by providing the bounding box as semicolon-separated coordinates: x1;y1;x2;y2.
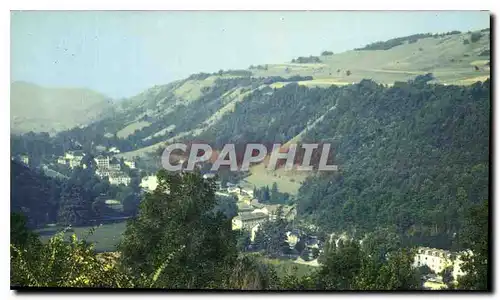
257;256;318;279
36;221;128;253
116;120;151;138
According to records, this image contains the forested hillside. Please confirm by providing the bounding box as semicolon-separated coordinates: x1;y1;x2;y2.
297;79;490;249
11;161;62;227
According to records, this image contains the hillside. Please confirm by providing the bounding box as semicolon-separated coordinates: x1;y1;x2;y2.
11;160;62;227
252;29;490;86
34;29;489;195
10;81;114;134
101;29;490;159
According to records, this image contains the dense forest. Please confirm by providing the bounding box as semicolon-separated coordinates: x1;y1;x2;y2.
187;77;490;250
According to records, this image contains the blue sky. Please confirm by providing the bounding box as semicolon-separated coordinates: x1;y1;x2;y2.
11;11;490;98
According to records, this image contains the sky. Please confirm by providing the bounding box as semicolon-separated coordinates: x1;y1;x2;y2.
11;11;490;99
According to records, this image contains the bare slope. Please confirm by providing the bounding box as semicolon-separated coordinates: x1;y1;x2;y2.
11;81;113;134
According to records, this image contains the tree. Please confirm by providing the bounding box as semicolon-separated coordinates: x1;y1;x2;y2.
11;213;40;249
236;230;251;252
118;170;238;288
470;32;482;43
57;184;92;226
440;266;454;288
253;218;289;257
10;217;132;288
457;200;489;290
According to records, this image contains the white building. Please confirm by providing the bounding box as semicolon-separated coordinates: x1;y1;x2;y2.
231;212;268;231
19;155;29;166
94;155;110;170
124;160;136;169
65;150;84;161
413;247;469;282
109;172;131;186
140;176;158;191
108;147;121;154
413;247;452;275
109;163;121;171
96;169;110;179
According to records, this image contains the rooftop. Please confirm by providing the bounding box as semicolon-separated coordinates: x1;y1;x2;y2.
237;212;268;221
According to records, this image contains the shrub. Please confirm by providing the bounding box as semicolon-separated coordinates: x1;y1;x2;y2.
470;32;482;43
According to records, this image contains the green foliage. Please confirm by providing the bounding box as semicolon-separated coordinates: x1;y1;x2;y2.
439;266;454;288
298;80;490;248
470;32;483;43
118;170;238;288
254;184;290;204
316;240;419;290
457;200;489;290
11;160;62;227
11;213;40;249
355;31;461;51
11;221;132;288
223;255;281;290
291;56;322;63
57;183;93;226
253;218;290;258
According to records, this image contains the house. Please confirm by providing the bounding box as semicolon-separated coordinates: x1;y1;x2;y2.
227;186;241;194
68;158;82;169
109;172;131;186
286;230;301;248
250;199;265;209
108;147;121;154
231;212;268;231
236;202;255;213
413;247;469;281
94;155;110;170
109;163;121;171
57;157;68;165
20;154;30;165
124;160;136;169
140;175;158;191
413;247;452;275
96;169;110;179
65;150;84;161
251;207;269;216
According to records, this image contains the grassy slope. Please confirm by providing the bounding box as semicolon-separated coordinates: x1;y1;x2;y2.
10;81;113;134
252;30;490;85
37;221;128;253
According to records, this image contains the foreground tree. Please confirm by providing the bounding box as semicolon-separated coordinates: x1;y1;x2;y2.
10;216;132;288
457;200;489;290
118;170;238;288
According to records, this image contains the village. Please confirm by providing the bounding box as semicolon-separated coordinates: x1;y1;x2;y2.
12;150;471;289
